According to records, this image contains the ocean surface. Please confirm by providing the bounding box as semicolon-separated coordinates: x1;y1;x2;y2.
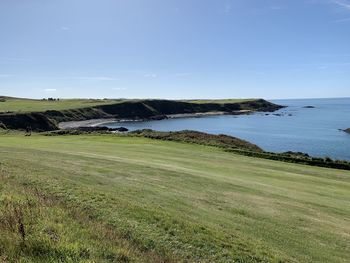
105;98;350;161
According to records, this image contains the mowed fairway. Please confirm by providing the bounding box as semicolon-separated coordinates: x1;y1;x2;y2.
0;134;349;262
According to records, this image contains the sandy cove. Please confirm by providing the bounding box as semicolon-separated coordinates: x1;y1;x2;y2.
58;110;252;129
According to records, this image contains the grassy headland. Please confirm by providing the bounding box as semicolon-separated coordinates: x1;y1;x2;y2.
0;97;255;113
0;96;125;113
130;129;263;152
184;99;256;104
0;97;283;131
0;133;349;262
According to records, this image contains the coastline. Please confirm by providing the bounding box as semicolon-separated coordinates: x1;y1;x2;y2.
166;110;252;119
1;98;282;131
58;110;253;129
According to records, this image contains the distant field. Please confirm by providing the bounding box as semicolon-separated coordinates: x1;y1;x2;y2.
0;97;125;113
0;97;258;113
184;99;256;104
0;133;349;262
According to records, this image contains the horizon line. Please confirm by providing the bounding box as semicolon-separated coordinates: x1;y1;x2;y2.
1;94;349;101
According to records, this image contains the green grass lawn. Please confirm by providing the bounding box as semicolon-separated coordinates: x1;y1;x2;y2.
0;97;125;113
0;133;349;262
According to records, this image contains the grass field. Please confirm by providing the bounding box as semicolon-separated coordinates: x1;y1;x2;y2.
0;133;349;262
0;97;125;113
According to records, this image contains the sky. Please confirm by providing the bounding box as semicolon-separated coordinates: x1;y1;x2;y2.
0;0;349;100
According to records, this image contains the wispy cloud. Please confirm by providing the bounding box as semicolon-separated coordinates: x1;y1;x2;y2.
112;87;127;91
331;0;350;10
0;74;14;78
30;76;119;81
174;73;192;77
224;3;232;13
44;88;57;93
317;53;350;57
332;17;350;22
57;26;70;32
74;76;118;81
0;57;30;62
144;73;157;78
302;62;350;68
270;6;284;10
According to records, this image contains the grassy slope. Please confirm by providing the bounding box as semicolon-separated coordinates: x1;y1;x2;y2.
0;134;349;262
0;97;125;113
131;129;263;152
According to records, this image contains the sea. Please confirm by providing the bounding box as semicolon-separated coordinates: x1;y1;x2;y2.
104;98;350;161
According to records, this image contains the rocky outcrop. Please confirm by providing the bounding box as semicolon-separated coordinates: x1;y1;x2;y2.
345;128;350;134
74;126;128;132
303;106;315;109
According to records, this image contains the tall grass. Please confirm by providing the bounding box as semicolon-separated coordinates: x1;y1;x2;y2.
0;163;169;263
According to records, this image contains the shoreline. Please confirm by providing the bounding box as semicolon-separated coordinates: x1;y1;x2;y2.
58;110;253;129
58;118;119;129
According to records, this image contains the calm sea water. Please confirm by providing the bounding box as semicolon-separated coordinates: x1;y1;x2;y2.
105;98;350;161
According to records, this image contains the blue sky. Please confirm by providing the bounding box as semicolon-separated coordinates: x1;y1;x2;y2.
0;0;349;99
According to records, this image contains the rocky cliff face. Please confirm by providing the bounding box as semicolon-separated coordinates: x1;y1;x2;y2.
0;112;58;131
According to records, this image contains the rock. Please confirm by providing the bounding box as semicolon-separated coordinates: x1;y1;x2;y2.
303;106;315;109
114;127;128;132
150;115;167;120
0;122;6;129
344;128;350;134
